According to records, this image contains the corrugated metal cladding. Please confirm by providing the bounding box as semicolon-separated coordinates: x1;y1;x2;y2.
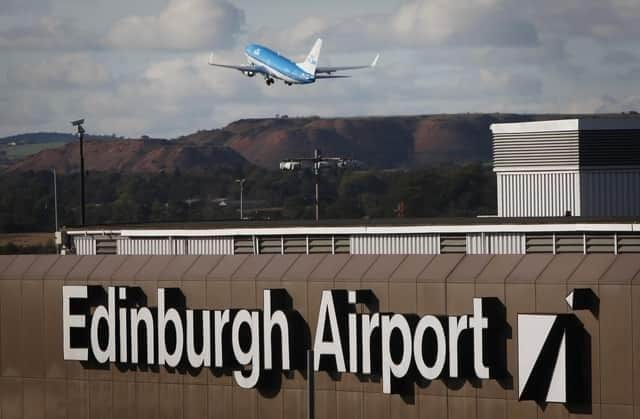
72;236;96;255
497;172;580;217
467;233;526;254
116;237;233;255
581;170;640;216
493;130;579;168
351;234;438;254
580;130;640;166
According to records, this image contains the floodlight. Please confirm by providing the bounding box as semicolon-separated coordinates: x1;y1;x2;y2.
71;119;85;127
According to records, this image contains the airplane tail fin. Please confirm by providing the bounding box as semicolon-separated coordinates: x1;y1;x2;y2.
297;38;322;74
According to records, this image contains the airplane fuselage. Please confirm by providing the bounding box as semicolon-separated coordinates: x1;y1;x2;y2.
244;43;315;85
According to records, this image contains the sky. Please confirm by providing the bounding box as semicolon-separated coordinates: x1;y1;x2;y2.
1;0;640;138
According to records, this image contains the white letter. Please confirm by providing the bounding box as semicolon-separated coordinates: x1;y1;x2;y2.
313;291;346;372
63;285;88;361
214;310;230;368
118;287;128;363
157;288;184;368
361;313;379;375
263;290;290;370
413;315;446;380
89;287;117;364
130;307;154;364
232;310;261;388
381;314;412;394
448;315;468;378
186;310;211;368
470;298;490;379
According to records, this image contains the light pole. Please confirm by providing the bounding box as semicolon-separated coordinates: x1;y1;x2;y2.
236;178;246;220
52;168;59;231
71;119;86;226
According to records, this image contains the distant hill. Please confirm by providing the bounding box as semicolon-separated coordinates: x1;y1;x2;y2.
5;138;248;174
6;113;640;173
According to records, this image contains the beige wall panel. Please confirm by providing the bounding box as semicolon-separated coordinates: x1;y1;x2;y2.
257;389;283;419
43;280;65;379
538;403;569;419
184;256;223;281
336;255;377;282
66;379;88;419
417;254;463;282
283;254;325;282
600;254;640;284
599;285;633;405
506;399;538;419
112;381;136;419
20;280;44;378
366;255;406;282
1;255;37;280
208;384;232;419
135;381;159;419
567;254;616;284
23;378;45;419
283;388;304;419
336;390;362;419
633;285;640;415
158;382;183;419
448;255;493;283
477;397;506;419
362;392;389;419
1;377;23;419
475;254;522;283
308;255;350;281
66;256;104;281
135;256;174;281
89;255;127;283
447;396;476;419
507;254;554;283
45;378;66;419
45;256;81;281
391;255;434;282
1;281;22;377
232;255;273;281
22;255;59;281
537;254;585;284
111;256;150;282
232;386;257;419
314;389;337;419
260;255;300;282
0;255;17;276
183;383;207;419
600;404;633;419
163;256;199;281
418;394;447;419
88;380;112;419
390;393;418;419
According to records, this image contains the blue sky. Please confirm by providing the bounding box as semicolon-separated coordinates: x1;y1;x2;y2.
1;0;640;137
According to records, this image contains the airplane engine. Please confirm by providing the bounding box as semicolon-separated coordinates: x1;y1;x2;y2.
244;71;255;77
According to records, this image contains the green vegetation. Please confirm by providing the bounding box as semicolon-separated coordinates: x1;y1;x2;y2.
0;164;496;232
1;141;69;160
0;240;56;254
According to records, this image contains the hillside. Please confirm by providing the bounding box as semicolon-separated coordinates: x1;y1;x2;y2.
5;138;248;174
7;113;640;173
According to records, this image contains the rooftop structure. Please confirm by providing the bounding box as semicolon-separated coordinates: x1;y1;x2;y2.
491;118;640;217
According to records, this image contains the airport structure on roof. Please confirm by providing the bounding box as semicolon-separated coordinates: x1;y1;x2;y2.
2;118;639;419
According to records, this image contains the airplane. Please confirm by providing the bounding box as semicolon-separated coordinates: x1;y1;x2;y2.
208;38;379;86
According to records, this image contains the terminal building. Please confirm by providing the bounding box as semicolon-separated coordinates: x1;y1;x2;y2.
0;118;639;419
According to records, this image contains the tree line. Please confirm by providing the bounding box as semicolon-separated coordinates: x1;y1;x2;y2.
0;164;496;232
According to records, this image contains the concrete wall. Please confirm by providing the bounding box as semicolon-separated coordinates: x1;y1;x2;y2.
1;253;639;419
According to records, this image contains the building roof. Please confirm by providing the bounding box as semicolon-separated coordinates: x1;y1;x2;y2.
491;118;640;134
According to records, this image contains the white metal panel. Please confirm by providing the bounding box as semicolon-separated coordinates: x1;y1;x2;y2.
466;233;488;254
580;170;640;217
117;238;172;255
350;234;439;255
497;171;580;217
73;237;96;255
488;233;526;254
187;238;233;255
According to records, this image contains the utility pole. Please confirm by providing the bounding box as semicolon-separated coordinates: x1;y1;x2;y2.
71;119;86;226
52;168;59;231
280;148;349;222
236;178;246;220
313;149;320;222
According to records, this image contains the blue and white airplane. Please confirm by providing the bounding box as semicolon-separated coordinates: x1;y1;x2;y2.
208;38;379;86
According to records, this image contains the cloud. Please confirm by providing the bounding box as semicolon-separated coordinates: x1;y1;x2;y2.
602;50;639;65
0;17;94;49
7;53;111;87
0;0;50;17
104;0;245;50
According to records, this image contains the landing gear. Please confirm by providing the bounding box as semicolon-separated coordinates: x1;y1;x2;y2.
285;82;292;86
265;77;275;86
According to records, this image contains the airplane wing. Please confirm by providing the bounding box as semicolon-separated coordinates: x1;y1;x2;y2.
314;54;379;75
314;75;351;79
208;53;268;74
